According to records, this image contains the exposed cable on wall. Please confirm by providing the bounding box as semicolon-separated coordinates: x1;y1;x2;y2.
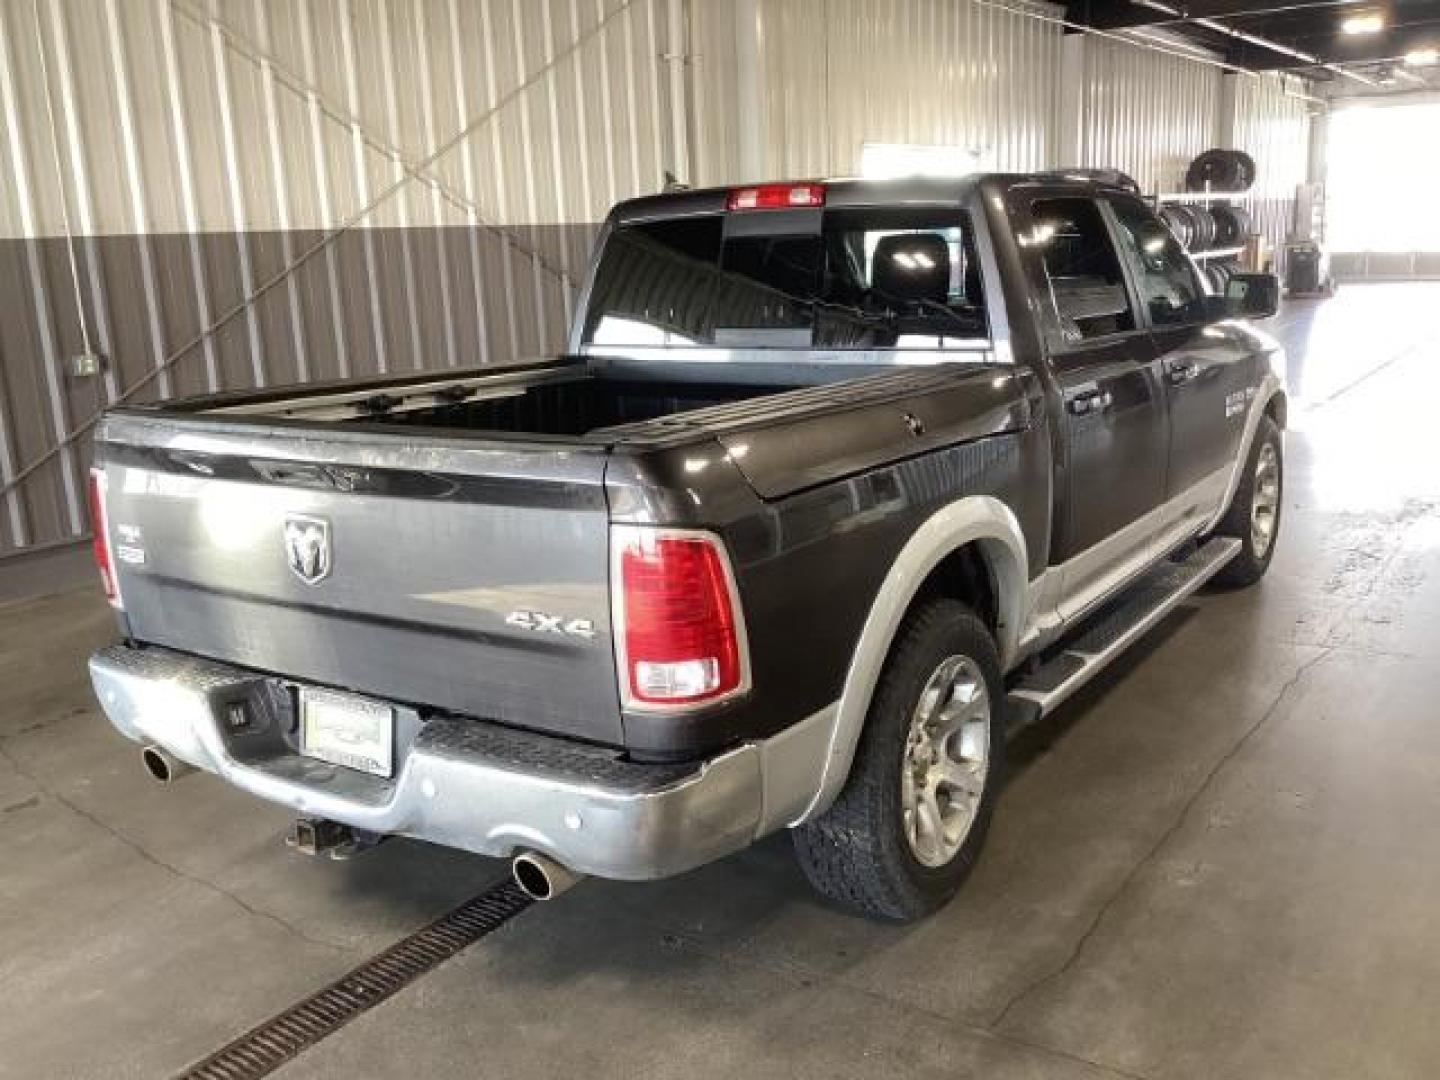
29;0;93;362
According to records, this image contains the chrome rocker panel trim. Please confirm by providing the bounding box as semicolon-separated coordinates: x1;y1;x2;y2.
89;644;832;881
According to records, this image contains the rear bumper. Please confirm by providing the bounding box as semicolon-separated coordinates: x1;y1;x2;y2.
88;644;776;880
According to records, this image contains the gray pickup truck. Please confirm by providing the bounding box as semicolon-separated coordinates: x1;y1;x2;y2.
87;174;1285;921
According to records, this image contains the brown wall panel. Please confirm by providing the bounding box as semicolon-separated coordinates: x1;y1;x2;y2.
0;220;595;559
94;237;159;407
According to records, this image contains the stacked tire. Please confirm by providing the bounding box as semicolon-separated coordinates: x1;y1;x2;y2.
1160;204;1214;250
1159;205;1194;250
1204;260;1238;292
1184;149;1256;194
1209;205;1250;249
1159;203;1250;254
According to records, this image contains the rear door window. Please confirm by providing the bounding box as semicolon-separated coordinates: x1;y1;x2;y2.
581;207;988;353
1027;197;1138;344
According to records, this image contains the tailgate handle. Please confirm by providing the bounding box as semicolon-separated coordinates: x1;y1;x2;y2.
253;461;332;487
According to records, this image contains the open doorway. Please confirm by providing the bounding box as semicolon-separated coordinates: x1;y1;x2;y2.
1327;101;1440;278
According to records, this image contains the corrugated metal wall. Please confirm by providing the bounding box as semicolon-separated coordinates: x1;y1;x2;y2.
1080;34;1222;193
0;0;1318;563
0;0;683;559
1232;71;1313;250
757;0;1063;178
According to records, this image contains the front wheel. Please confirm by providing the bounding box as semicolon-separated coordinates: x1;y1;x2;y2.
1212;415;1283;587
792;599;1003;922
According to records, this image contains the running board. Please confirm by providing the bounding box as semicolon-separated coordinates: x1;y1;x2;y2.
1007;537;1241;727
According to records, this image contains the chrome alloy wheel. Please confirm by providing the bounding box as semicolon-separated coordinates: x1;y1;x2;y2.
1251;441;1281;558
900;655;991;868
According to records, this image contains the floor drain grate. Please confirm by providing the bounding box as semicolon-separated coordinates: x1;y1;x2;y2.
177;879;533;1080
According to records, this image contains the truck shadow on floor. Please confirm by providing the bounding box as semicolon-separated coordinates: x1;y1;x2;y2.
439;606;1203;1001
1005;605;1196;773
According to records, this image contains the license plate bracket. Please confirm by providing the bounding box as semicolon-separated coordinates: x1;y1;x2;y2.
300;688;395;778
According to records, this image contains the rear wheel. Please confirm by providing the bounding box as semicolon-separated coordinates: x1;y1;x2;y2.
792;599;1003;922
1212;415;1283;587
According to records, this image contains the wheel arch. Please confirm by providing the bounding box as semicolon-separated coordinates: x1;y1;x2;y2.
1207;373;1285;534
793;495;1029;824
1264;388;1288;429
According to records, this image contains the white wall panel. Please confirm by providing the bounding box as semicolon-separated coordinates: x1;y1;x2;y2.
756;0;1063;179
1081;34;1221;193
1233;71;1312;249
0;0;680;237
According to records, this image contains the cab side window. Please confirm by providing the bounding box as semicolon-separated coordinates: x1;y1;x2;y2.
1108;197;1206;326
1029;198;1136;344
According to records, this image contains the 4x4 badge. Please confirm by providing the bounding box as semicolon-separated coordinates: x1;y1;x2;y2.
284;515;332;585
505;609;596;639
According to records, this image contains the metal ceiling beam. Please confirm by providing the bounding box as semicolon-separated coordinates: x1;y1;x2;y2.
1067;0;1382;82
1068;0;1365;31
1227;21;1440;68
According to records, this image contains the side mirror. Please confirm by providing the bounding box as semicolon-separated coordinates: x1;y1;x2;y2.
1224;272;1280;320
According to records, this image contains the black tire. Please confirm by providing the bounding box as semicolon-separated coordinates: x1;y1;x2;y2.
1226;204;1252;238
792;599;1004;922
1186;148;1250;193
1232;150;1257;190
1194;205;1218;250
1212;416;1283;587
1210;205;1245;248
1159;205;1192;250
1178;204;1214;251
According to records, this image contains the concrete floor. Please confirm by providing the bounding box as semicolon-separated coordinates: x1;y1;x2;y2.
4;282;1440;1079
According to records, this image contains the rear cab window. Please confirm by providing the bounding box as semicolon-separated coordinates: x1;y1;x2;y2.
580;204;990;357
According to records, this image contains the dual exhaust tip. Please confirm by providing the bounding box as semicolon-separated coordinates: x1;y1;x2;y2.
140;744;583;902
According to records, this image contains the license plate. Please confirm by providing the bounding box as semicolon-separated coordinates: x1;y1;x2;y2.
300;689;394;778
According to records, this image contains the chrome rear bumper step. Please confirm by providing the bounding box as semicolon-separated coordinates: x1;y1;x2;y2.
1008;537;1241;724
88;644;763;880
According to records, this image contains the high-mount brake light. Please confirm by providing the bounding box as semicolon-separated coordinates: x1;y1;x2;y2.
612;528;749;708
726;183;825;211
87;468;122;609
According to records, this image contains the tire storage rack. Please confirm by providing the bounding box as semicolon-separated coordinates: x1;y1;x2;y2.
1153;148;1258;294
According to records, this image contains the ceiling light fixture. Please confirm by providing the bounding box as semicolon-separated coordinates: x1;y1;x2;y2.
1404;47;1439;66
1340;12;1385;35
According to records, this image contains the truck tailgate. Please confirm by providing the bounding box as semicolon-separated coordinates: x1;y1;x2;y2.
94;413;622;744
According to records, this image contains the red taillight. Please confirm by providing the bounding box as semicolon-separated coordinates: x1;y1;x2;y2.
87;468;121;608
614;529;747;707
726;183;825;211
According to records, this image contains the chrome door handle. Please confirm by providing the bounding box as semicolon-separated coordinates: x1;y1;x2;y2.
1067;388;1113;416
1167;360;1199;385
